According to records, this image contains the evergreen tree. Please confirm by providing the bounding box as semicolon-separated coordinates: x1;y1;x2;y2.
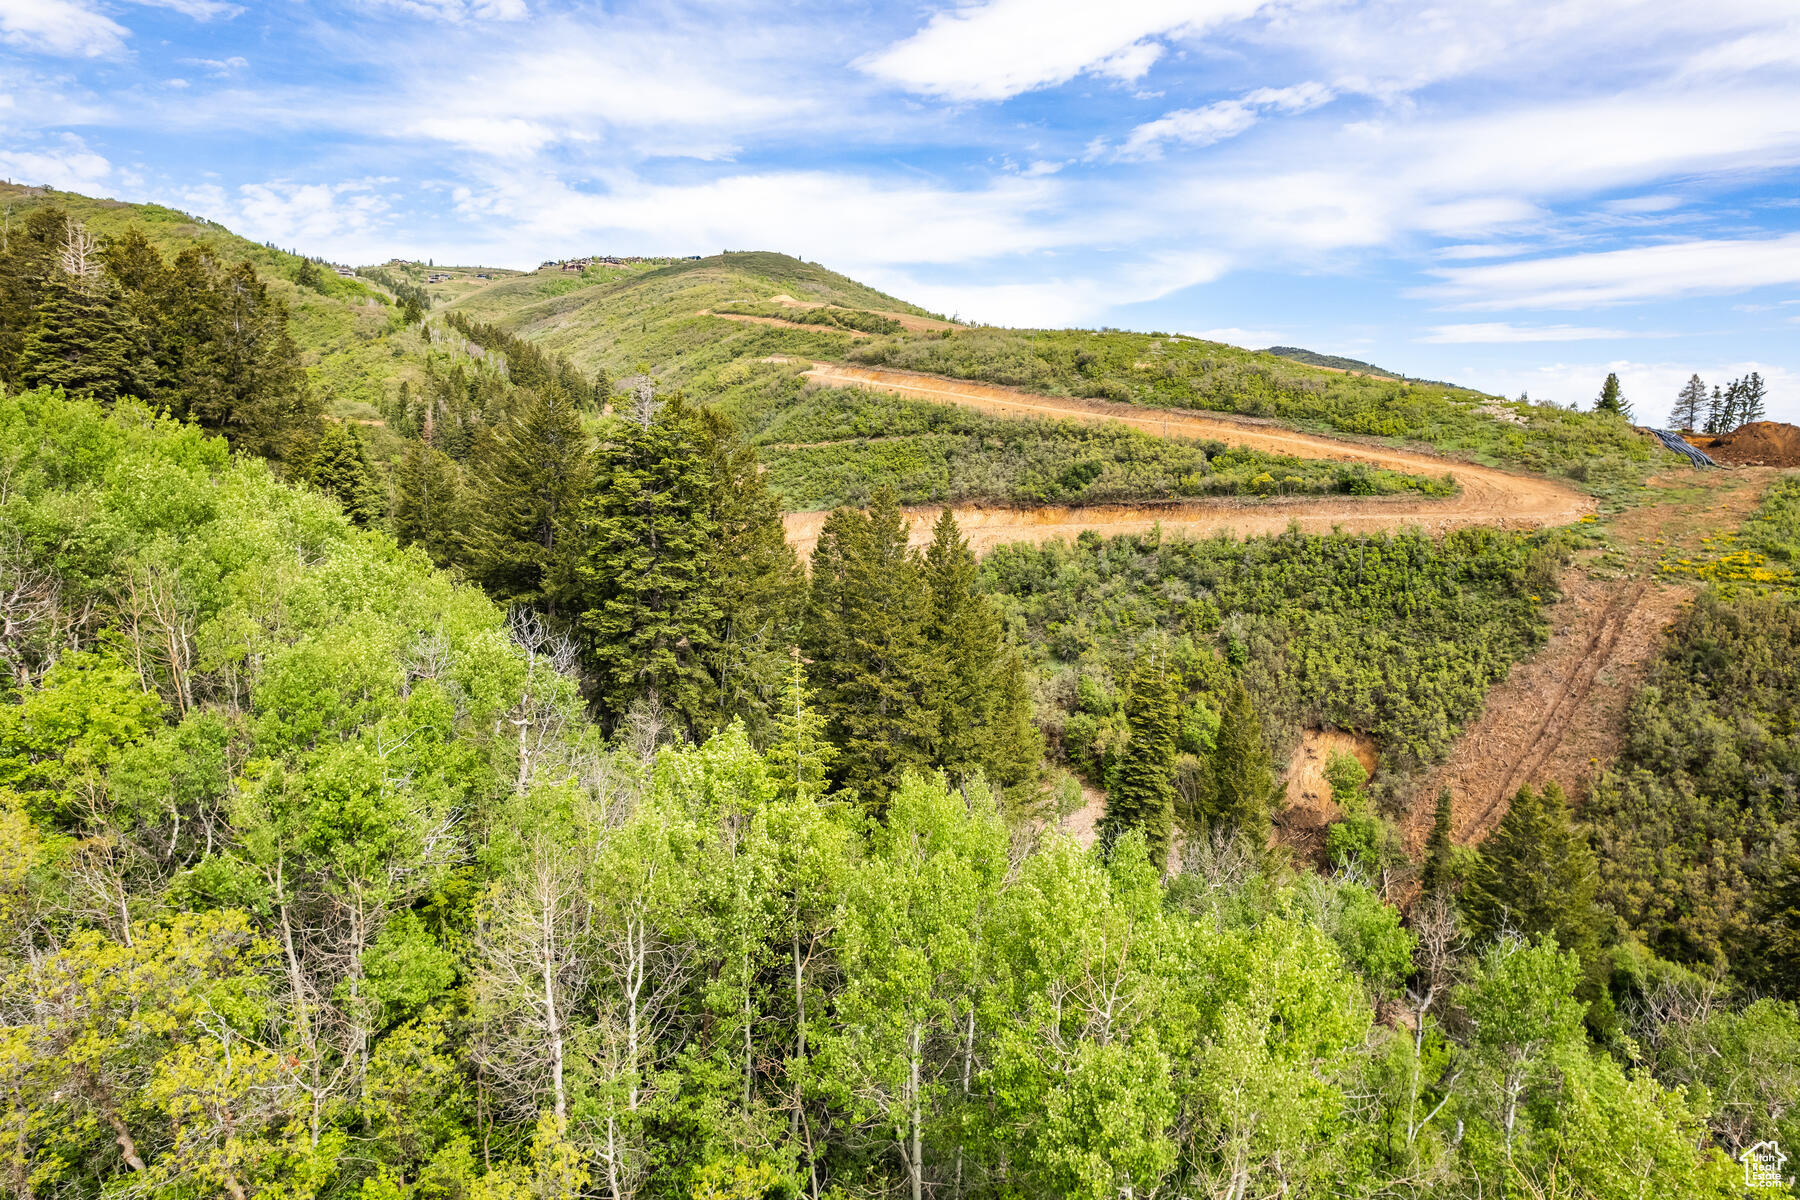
1421;786;1456;896
981;644;1044;794
17;274;142;404
1721;379;1745;432
391;439;463;567
301;423;385;526
1738;371;1767;424
568;394;719;735
918;508;1041;793
0;207;68;381
1593;372;1630;420
462;384;588;612
801;486;937;807
1210;676;1276;843
1671;374;1707;430
697;406;804;737
1705;384;1726;435
1462;782;1601;958
1100;654;1178;864
764;652;837;802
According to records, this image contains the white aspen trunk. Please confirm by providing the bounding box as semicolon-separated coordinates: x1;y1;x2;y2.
543;893;566;1129
909;1024;923;1200
791;929;806;1142
625;914;644;1112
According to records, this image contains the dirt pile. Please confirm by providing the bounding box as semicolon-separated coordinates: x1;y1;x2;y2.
1690;421;1800;466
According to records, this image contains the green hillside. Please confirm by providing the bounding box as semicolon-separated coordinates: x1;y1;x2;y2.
440;250;938;384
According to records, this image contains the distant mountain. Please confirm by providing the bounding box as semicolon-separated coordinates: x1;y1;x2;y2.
1262;346;1402;378
1262;345;1469;391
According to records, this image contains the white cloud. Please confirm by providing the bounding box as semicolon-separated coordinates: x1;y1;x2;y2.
1423;234;1800;309
0;132;110;188
1116;83;1345;161
134;0;243;18
882;251;1229;328
859;0;1269;102
1189;326;1285;347
180;54;247;74
361;0;527;20
175;179;393;258
0;0;128;57
1417;323;1646;344
411;116;554;157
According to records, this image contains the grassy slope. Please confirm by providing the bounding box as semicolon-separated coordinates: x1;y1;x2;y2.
0;183;417;418
444;251;938;387
846;328;1658;499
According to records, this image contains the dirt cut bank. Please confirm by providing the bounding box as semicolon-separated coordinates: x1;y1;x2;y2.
777;360;1595;555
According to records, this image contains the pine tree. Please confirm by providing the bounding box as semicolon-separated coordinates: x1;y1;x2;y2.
1210;676;1276;843
801;486;937;807
914;509;1043;793
697;406;804;737
17;274;142;404
391;440;463;567
1671;374;1706;431
0;207;70;381
301;423;385;526
1739;371;1767;424
1100;654;1178;864
462;384;588;612
1705;384;1726;435
569;394;719;736
1421;787;1456;896
1720;379;1745;432
764;651;837;802
1463;782;1601;958
922;509;999;777
1593;373;1630;420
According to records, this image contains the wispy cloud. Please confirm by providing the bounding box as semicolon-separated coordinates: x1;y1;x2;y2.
1418;323;1652;344
0;0;128;57
1422;234;1800;309
858;0;1269;102
1115;82;1333;160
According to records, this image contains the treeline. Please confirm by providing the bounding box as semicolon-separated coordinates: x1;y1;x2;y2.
385;379;1039;799
1670;371;1770;433
358;265;434;322
0;206;316;458
442;310;609;407
0;390;1764;1200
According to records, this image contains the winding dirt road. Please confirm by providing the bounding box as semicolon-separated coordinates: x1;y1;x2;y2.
775;361;1594;556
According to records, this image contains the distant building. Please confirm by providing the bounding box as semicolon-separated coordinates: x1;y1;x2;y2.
426;272;452;283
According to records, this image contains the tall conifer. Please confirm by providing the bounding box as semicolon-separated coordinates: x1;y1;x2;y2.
463;384;588;612
1101;654;1179;864
1422;787;1456;896
1211;676;1276;843
1463;781;1601;958
391;440;463;566
569;394;719;736
801;486;936;806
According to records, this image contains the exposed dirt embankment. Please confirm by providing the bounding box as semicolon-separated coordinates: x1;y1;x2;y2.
778;361;1593;555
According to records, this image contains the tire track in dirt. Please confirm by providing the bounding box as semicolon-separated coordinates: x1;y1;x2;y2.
1402;469;1780;849
773;360;1594;556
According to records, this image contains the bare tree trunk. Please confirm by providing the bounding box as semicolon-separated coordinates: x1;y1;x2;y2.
908;1025;923;1200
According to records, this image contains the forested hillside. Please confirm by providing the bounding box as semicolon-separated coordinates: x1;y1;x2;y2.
0;389;1769;1200
0;188;1793;1199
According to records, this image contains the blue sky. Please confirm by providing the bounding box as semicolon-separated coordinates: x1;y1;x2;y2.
5;0;1799;420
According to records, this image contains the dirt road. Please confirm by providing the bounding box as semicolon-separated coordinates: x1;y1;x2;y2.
776;361;1594;556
